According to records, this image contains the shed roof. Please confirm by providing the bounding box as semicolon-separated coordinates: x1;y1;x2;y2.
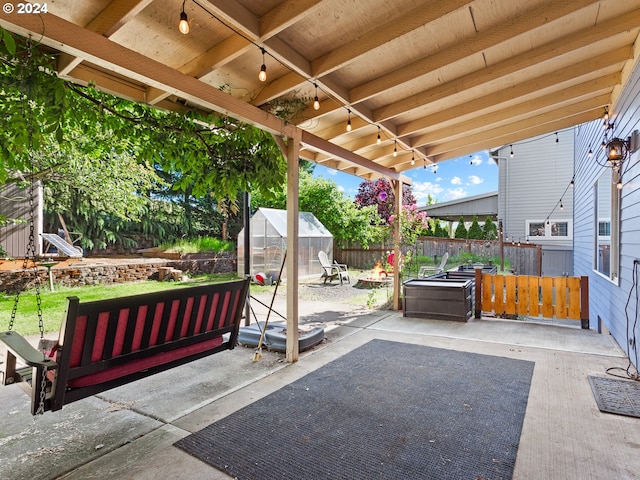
252;208;333;238
420;191;498;222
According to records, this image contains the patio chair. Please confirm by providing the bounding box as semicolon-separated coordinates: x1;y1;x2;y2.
418;252;449;278
318;251;350;285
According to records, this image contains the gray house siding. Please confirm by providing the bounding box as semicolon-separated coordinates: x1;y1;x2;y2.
494;129;574;247
573;64;640;357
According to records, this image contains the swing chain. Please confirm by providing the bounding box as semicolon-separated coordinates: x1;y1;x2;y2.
7;36;48;414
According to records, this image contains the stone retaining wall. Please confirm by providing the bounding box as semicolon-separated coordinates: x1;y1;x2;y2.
0;254;236;293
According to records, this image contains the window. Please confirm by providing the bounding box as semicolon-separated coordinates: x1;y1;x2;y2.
551;222;568;237
528;222;545;237
525;220;571;239
598;221;610;238
594;169;619;281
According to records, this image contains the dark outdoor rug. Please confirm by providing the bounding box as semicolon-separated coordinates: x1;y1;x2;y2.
175;339;534;480
589;375;640;418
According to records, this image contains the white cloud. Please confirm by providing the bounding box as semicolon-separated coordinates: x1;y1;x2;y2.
468;175;483;185
451;176;462;185
325;168;337;176
444;188;467;201
469;154;483;166
411;180;444;202
337;184;345;193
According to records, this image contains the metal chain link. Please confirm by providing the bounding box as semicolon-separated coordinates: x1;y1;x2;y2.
6;36;48;415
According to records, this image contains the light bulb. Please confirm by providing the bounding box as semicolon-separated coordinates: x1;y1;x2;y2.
313;84;320;110
393;140;397;157
377;127;381;145
258;48;267;82
510;145;514;158
179;10;189;34
617;180;623;190
346;110;352;132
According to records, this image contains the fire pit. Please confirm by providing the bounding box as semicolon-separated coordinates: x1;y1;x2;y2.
354;260;394;289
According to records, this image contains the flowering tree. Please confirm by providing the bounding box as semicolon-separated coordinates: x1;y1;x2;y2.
354;178;416;223
388;203;430;247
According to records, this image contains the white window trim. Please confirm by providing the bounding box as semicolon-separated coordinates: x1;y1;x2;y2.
525;219;573;241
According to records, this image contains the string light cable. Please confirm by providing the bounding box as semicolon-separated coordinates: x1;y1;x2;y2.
606;259;640;380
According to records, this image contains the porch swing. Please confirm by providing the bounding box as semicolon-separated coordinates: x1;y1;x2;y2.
0;39;249;415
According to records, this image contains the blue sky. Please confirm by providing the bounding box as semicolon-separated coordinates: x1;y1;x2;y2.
312;150;498;205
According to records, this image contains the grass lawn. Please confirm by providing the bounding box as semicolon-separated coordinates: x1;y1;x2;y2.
1;273;238;336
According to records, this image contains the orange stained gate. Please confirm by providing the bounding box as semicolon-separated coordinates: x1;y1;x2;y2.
474;272;589;329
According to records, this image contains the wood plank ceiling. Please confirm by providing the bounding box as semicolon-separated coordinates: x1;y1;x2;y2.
2;0;640;181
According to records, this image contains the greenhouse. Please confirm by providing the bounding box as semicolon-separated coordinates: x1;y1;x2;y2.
237;208;334;281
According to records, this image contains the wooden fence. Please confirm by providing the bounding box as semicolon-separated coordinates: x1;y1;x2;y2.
475;272;589;328
336;237;542;275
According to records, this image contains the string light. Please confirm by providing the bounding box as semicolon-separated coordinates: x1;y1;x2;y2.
258;48;267;82
313;83;320;110
377;126;381;145
393;140;397;157
510;145;514;158
178;0;189;34
346;109;352;132
588;145;592;157
555;132;559;143
560;200;564;211
423;158;427;170
411;151;415;165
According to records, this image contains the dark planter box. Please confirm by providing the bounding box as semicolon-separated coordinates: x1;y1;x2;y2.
402;278;473;322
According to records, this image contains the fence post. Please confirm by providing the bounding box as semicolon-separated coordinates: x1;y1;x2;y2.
580;276;589;329
474;265;483;319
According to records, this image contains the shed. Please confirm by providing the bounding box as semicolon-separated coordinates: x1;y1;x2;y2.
237;208;334;281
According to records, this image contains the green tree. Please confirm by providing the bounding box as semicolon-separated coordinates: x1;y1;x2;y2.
454;216;468;239
483;217;498;240
467;215;483;239
251;170;384;248
1;32;286;248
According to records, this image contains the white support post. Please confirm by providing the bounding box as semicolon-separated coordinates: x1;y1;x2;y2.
286;132;301;362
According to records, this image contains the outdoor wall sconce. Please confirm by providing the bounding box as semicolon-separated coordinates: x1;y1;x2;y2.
606;137;629;163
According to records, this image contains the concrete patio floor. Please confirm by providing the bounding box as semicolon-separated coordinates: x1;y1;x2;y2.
1;296;639;480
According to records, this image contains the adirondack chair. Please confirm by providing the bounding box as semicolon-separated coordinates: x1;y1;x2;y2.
418;252;449;278
318;251;350;285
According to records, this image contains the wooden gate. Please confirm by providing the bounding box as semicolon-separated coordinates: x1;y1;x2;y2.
476;273;589;328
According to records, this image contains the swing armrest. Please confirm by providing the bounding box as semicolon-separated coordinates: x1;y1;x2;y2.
0;331;57;368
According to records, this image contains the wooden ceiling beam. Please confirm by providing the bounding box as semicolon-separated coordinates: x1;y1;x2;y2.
260;0;324;38
56;0;153;76
310;0;471;77
423;110;601;166
424;97;608;158
410;76;617;147
396;48;630;137
372;10;640;123
182;35;251;79
351;0;600;104
300;131;410;183
86;0;153;37
250;71;307;105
